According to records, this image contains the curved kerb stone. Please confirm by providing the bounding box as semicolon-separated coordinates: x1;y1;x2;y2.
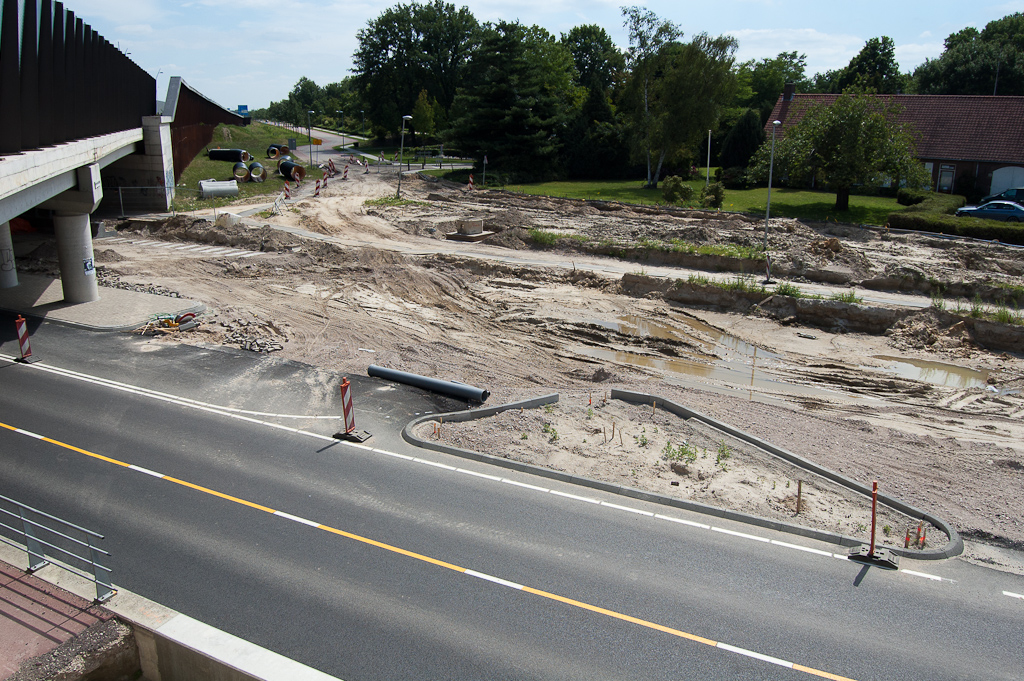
402;390;963;560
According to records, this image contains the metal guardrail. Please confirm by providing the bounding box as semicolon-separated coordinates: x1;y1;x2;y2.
0;493;114;601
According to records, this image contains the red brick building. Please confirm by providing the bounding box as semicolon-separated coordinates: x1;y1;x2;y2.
766;84;1024;197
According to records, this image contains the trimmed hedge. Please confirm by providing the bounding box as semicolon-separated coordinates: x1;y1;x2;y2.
886;191;1024;245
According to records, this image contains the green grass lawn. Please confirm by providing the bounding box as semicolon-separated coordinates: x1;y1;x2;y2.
174;122;318;210
496;176;900;226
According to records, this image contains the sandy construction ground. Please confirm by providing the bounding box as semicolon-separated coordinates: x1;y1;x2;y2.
25;167;1022;572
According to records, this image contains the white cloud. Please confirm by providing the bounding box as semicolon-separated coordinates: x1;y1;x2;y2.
730;27;864;74
895;41;945;71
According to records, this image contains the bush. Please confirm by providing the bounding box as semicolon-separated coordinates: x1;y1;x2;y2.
718;166;747;189
897;188;929;206
662;176;694;204
700;182;725;209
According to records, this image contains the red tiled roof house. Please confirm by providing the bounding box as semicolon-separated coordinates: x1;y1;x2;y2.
766;84;1024;197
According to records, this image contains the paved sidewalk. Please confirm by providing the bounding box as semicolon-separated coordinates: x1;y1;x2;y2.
0;273;202;332
0;559;113;680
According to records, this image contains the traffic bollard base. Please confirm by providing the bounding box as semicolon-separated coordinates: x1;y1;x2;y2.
847;545;900;570
333;429;372;442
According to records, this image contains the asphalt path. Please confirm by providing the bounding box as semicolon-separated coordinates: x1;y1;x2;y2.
1;318;1022;680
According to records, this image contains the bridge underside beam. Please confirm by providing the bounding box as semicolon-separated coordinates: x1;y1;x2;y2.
0;128;142;226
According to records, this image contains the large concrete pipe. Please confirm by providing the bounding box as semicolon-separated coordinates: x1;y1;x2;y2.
367;364;490;402
208;149;252;163
199;180;239;198
248;162;268;183
278;160;306;182
232;162;251;182
267;144;290;159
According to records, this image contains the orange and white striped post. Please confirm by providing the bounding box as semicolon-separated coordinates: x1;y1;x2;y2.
314;179;321;197
343;165;349;180
468;174;474;190
14;315;38;363
340;377;355;434
283;181;291;200
334;378;371;441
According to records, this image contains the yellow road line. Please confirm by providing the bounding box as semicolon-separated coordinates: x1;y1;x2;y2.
1;420;856;680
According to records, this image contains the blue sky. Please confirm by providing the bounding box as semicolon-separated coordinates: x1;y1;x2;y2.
67;0;1024;110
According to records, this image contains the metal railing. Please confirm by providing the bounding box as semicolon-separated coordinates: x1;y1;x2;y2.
0;493;114;602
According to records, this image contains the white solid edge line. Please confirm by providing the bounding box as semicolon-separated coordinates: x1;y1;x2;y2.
128;465;164;478
550;490;600;504
832;554;850;560
716;642;793;668
1003;591;1024;600
456;468;503;481
274;511;320;528
501;479;550;493
712;527;771;543
601;501;654;516
464;569;524;590
901;569;942;581
770;540;834;557
377;449;414;460
413;458;457;470
655;514;710;529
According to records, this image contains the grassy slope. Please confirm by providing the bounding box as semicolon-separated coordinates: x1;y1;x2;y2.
174;122;316;209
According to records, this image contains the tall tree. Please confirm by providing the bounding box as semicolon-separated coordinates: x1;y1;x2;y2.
621;6;682;187
352;1;478;137
913;13;1024;95
747;94;928;211
624;32;738;187
719;108;764;169
808;37;907;94
561;24;624;90
738;51;809;123
446;22;572;180
411;89;435;140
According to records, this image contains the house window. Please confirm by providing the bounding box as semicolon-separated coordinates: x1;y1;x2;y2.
937;164;955;193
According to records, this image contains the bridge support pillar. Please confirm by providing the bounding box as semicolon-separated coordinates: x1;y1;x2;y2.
53;213;99;303
0;222;17;289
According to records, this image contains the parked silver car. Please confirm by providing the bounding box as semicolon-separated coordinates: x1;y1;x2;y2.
955;201;1024;222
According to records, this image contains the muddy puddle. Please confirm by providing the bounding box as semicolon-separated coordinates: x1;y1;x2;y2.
577;314;835;398
869;355;989;389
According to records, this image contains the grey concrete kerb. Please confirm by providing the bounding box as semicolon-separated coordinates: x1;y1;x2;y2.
403;390;963;561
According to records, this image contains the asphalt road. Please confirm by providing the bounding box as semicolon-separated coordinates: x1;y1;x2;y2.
1;317;1022;680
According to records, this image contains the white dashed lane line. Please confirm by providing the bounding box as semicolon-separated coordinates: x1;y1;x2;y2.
1005;591;1024;600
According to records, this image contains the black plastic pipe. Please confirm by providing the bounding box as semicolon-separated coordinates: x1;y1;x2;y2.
278;160;305;182
267;144;289;159
368;365;490;402
248;162;267;182
208;148;251;162
232;162;250;181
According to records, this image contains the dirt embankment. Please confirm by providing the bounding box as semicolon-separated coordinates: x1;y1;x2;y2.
21;168;1023;570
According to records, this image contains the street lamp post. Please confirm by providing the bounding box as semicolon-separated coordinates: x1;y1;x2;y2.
336;110;345;148
396;115;412;198
764;119;781;251
307;110;315;168
361;110;365;136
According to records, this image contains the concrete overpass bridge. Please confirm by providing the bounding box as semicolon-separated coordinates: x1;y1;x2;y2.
1;0;246;303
